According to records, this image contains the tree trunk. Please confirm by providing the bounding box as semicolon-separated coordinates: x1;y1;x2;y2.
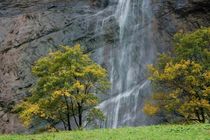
195;109;201;122
67;113;72;130
200;107;205;123
78;103;82;128
63;94;72;130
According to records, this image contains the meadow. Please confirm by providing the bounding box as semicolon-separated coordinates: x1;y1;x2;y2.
0;124;209;140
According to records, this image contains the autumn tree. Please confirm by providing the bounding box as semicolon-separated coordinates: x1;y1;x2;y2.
144;28;210;123
16;44;110;131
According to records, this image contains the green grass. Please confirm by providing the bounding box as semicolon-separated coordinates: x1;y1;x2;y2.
0;124;209;140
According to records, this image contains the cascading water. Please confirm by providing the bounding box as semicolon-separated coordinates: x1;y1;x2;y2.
97;0;157;128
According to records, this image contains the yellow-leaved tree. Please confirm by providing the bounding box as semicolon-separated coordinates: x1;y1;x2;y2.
144;28;210;123
16;44;110;131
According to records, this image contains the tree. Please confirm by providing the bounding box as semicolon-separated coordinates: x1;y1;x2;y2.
144;28;210;123
16;44;110;131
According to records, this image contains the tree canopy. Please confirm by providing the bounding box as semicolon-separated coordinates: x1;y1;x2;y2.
16;44;110;131
144;28;210;123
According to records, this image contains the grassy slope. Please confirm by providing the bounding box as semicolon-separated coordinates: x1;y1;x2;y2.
0;124;209;140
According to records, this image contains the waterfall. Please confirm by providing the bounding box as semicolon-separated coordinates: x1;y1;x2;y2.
98;0;157;128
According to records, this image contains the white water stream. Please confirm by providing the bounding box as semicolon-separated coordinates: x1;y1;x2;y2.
97;0;157;128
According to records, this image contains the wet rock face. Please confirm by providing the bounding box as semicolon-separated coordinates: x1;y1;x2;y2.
0;0;117;133
151;0;210;52
0;0;209;133
172;0;210;13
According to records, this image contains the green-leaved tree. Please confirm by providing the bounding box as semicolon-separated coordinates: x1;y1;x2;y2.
144;28;210;123
16;44;110;131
